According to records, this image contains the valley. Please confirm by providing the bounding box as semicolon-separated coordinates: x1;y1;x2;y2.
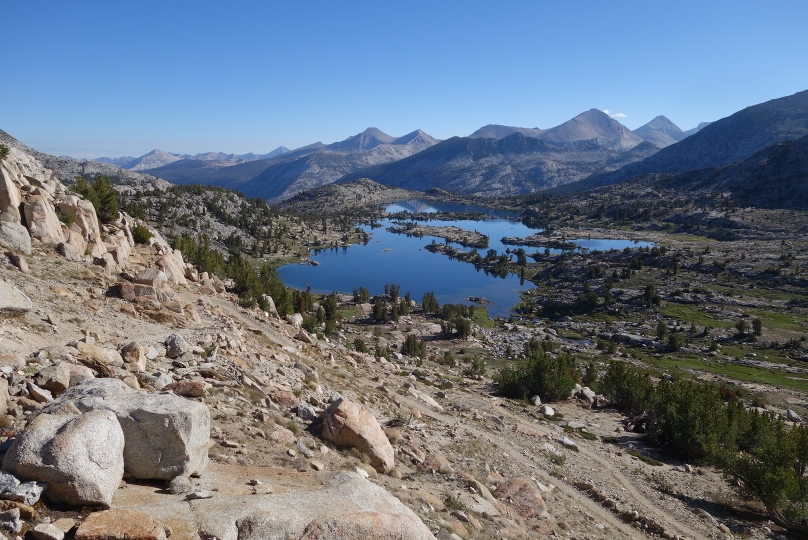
1;86;808;540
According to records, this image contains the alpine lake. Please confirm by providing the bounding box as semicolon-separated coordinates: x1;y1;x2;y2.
279;200;652;317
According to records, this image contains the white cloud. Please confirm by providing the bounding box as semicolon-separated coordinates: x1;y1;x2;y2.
602;109;611;115
611;112;627;118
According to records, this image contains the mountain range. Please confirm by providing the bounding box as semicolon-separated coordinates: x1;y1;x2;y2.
96;146;291;171
142;128;440;202
336;110;659;196
4;88;806;207
559;89;808;193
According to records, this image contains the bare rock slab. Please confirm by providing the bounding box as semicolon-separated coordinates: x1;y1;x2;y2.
192;472;435;540
42;378;210;480
75;509;167;540
2;409;124;506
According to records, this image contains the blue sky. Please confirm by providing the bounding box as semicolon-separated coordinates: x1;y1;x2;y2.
3;1;808;158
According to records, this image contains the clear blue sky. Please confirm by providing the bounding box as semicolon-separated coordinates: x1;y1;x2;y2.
3;1;808;158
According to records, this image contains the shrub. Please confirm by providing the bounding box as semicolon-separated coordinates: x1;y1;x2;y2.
131;224;153;244
495;350;577;402
71;175;120;223
0;144;8;161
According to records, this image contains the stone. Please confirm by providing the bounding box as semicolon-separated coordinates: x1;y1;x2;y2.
0;279;32;315
164;380;207;398
494;477;550;518
75;509;167;540
27;382;53;403
269;428;296;445
168;476;193;495
133;268;167;288
529;395;541;406
787;409;803;423
285;313;303;328
186;489;214;500
56;242;82;262
296;403;318;421
579;386;597;406
320;398;395;473
0;508;21;533
423;453;454;474
0;500;34;520
51;518;76;533
0;222;32;255
0;481;46;505
191;472;434;540
2;409;124;506
32;523;65;540
270;390;299;410
42;378;209;480
0;473;19;493
164;334;190;359
76;342;124;366
120;342;148;371
539;405;554;416
23;195;64;244
35;363;71;395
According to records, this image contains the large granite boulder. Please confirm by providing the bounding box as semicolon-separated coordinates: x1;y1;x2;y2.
2;409;124;506
321;398;395;473
42;378;210;480
23;195;64;245
0;280;32;315
0;222;31;254
192;472;435;540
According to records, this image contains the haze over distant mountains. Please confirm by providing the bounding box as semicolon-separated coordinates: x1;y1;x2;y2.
4;88;806;208
95;146;291;171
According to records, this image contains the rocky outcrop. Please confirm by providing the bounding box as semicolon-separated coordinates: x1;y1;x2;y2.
23;195;64;245
42;378;210;480
192;472;435;540
2;409;125;506
320;398;395;473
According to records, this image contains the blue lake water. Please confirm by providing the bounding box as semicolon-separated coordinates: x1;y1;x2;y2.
278;201;652;317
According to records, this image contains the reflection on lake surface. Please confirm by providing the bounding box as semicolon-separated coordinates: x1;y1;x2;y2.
278;201;652;318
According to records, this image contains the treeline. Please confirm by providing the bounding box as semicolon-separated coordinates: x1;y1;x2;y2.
170;233;293;316
495;356;808;533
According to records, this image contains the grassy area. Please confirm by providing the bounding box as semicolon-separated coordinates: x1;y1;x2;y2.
635;352;808;392
662;304;732;329
747;309;808;333
472;306;496;328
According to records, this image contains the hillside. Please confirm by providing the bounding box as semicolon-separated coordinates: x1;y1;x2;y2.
0;129;169;192
144;128;440;203
337;133;658;196
577;89;808;190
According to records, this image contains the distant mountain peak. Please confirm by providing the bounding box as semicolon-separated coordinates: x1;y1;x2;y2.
540;109;643;150
633;116;686;148
469;125;544;140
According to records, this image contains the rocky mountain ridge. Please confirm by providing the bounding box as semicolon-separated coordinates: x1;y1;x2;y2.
576;89;808;191
0;130;170;193
97;146;291;171
337;132;659;197
144;127;441;203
